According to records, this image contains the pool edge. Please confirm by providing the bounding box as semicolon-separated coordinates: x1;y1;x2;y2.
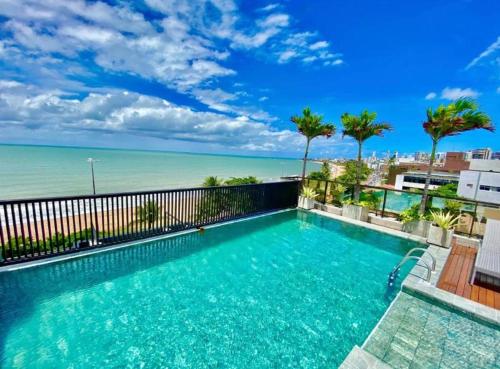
0;208;296;273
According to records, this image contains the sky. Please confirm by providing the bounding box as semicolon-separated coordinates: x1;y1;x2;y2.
0;0;499;159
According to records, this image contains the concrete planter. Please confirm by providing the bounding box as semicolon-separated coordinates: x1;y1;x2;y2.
403;220;430;238
342;204;369;222
298;196;315;210
368;215;403;231
427;224;454;248
315;203;343;215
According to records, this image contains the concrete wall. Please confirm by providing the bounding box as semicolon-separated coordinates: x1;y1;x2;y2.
458;170;500;204
395;174;404;190
469;159;500;172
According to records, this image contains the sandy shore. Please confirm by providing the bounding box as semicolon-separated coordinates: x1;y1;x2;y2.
0;193;203;246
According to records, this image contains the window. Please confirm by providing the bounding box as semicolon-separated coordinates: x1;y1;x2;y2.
479;185;500;192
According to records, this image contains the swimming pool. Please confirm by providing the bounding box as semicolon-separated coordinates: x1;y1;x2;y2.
0;210;420;369
372;191;472;213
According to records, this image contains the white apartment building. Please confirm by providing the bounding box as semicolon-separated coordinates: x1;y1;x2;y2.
457;160;500;204
395;171;459;191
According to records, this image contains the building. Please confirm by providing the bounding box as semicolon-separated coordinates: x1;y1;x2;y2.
457;160;500;204
395;171;459;191
470;148;492;160
443;152;469;172
414;152;429;162
385;151;468;187
491;152;500;160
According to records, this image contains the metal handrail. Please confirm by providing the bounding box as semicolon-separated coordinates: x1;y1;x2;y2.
397;255;432;282
388;248;435;286
402;247;436;271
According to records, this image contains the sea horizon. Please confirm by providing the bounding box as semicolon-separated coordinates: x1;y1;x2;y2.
0;144;317;200
0;142;304;162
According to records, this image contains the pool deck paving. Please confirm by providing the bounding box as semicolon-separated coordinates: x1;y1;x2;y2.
362;292;500;369
437;241;500;310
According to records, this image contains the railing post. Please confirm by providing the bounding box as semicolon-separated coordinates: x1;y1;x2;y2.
323;180;328;204
381;189;388;218
469;202;478;237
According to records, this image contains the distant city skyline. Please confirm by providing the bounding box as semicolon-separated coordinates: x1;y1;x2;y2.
0;0;499;158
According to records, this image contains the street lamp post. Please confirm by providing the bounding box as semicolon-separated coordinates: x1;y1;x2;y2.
87;158;98;195
87;158;99;245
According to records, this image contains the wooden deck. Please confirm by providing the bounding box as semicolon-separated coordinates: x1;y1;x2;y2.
437;242;500;310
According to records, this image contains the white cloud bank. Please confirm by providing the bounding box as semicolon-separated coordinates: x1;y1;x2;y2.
0;0;344;153
0;80;342;152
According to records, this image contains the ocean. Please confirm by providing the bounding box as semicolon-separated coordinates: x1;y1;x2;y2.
0;145;316;200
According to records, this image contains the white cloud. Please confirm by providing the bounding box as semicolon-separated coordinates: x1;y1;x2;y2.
0;82;303;151
323;59;343;66
466;36;500;69
0;0;344;152
278;50;298;63
258;96;269;102
258;4;280;12
309;41;329;50
440;87;480;100
279;32;342;66
425;92;437;100
0;80;23;88
497;87;500;94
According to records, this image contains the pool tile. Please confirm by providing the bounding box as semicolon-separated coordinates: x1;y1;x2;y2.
363;292;500;369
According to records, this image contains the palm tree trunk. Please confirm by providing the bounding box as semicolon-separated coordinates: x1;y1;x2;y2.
419;139;438;215
354;141;362;202
301;138;311;179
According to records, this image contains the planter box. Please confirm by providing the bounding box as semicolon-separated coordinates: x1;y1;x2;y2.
298;196;315;210
403;220;430;238
427;224;454;248
342;204;369;222
316;203;343;215
368;215;403;231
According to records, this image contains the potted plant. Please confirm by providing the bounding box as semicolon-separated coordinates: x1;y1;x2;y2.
298;186;318;210
427;210;460;248
341;199;369;221
399;204;431;237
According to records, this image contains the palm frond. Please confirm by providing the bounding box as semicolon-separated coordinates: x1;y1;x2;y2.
290;107;336;140
423;98;494;141
341;110;391;143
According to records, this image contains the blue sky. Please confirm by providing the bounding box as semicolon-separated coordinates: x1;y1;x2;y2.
0;0;499;158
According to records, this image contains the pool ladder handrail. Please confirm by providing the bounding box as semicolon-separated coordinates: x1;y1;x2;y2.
388;248;436;285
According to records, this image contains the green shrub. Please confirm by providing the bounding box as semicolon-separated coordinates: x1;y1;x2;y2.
444;200;461;216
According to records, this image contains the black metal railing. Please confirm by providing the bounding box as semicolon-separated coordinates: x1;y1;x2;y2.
0;180;300;265
303;178;500;238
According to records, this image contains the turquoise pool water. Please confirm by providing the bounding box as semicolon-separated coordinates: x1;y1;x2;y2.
0;210;419;369
373;191;471;213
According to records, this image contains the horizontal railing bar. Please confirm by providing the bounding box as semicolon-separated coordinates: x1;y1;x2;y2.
304;178;500;208
0;180;294;205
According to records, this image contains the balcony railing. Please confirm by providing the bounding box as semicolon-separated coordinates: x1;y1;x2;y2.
303;178;500;238
0;180;300;265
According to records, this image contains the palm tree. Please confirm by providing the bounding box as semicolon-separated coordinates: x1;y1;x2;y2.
341;110;391;201
203;176;222;187
291;107;335;179
418;98;493;214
